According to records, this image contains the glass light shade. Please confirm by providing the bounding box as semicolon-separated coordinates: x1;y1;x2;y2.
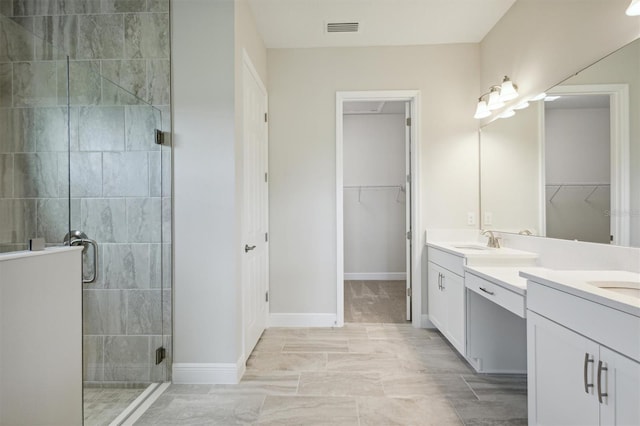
487;89;505;110
513;100;530;110
626;0;640;15
531;92;547;101
498;109;516;119
474;100;491;119
499;79;519;101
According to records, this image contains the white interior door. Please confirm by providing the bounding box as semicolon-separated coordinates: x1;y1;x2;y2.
242;53;269;358
404;102;412;321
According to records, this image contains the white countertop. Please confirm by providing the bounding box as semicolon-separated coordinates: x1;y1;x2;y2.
520;269;640;317
464;266;547;295
0;246;81;263
426;241;539;263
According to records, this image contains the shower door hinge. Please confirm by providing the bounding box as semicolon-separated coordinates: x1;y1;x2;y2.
265;291;269;302
406;230;412;240
406;117;412;126
154;129;164;145
155;346;166;365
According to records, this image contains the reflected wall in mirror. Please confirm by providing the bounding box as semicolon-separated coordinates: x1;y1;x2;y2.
480;38;639;247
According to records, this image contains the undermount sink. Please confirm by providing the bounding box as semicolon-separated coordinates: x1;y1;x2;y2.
452;244;493;251
587;280;640;298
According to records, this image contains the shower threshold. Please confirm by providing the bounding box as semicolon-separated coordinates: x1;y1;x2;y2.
108;382;170;426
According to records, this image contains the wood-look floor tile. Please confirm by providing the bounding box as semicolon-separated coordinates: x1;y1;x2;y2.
246;352;327;372
382;372;477;399
282;338;349;353
210;373;300;395
326;353;403;373
298;371;384;396
257;395;358;425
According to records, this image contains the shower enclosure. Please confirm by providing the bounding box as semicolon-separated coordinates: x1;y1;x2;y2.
0;5;171;424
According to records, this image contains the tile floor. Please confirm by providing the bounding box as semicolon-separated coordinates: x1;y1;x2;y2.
135;324;527;425
344;280;408;323
84;387;146;425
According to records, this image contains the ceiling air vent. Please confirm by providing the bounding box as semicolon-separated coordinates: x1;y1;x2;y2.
326;22;359;33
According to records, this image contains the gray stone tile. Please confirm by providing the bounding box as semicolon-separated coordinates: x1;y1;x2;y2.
13;62;57;107
124;13;169;59
84;335;104;381
64;152;102;197
102;243;151;289
283;338;349;353
0;63;11;108
127;289;162;335
62;60;102;106
0;108;36;153
101;59;147;104
147;59;169;104
12;0;59;16
78;106;125;151
125;105;160;151
83;289;126;335
0;17;34;61
162;197;171;241
326;353;403;374
0;198;35;244
210;373;300;395
450;398;528;424
103;335;150;382
103;151;149;196
13;152;58;197
358;396;463;426
36;197;79;244
58;0;101;14
0;154;13;197
80;198;127;243
77;14;124;60
462;374;528;401
34;15;77;60
34;107;79;152
101;0;146;13
149;243;169;289
149;150;170;197
147;0;169;12
298;371;384;397
127;197;161;243
257;395;358;425
136;394;264;425
381;372;477;399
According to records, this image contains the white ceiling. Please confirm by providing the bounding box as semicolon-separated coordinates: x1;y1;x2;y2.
247;0;517;49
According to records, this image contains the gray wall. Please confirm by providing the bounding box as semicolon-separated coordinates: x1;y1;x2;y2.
0;0;171;385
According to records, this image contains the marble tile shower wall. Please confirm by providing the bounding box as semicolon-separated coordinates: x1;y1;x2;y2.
0;0;172;385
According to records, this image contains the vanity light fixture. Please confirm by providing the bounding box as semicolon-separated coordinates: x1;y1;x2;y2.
544;95;561;102
513;100;530;110
498;109;516;118
626;0;640;15
474;75;520;119
531;92;547;101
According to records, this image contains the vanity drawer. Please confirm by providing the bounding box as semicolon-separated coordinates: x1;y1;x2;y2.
466;272;525;318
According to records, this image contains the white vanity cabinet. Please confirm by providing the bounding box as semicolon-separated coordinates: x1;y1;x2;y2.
527;277;640;426
427;247;465;356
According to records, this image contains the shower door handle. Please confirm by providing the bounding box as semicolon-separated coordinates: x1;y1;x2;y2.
70;237;99;284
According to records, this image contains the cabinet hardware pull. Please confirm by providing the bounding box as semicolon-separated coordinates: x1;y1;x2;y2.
440;274;445;290
479;287;494;295
583;353;594;393
438;273;442;290
597;360;608;403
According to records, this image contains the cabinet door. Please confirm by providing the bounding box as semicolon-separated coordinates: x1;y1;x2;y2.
444;270;465;355
528;312;600;426
599;346;640;426
427;262;445;331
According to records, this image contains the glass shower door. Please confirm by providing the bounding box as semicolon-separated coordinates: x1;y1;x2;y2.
72;69;170;424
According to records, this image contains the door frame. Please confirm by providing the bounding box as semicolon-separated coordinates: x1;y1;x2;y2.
241;49;269;362
539;84;630;246
336;90;421;327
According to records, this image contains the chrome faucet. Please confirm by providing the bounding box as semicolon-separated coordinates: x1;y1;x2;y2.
518;229;533;236
481;230;501;248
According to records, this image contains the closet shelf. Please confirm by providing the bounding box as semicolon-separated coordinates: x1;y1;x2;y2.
344;185;406;202
546;183;610;203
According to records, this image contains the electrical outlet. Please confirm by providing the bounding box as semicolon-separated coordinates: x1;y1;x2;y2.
467;212;476;226
484;212;493;226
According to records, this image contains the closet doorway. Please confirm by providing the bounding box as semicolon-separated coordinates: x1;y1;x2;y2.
336;91;420;326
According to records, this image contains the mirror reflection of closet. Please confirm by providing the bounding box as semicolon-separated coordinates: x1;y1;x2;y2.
544;94;611;243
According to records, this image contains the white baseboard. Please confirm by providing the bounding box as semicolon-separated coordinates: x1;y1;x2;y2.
268;313;337;328
172;357;245;384
421;314;436;329
343;272;407;281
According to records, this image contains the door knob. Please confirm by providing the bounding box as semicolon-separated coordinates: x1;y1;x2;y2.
245;244;256;253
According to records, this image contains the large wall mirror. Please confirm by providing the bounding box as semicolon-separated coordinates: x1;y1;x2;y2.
480;37;640;247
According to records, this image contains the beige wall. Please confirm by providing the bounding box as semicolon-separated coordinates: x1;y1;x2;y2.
268;44;480;314
481;0;640;120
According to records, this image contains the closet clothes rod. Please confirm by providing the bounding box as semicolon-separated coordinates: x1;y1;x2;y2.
343;185;406;203
546;183;611;203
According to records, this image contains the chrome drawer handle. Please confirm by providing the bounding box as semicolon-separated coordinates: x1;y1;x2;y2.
479;287;494;296
597;360;608;403
584;353;594;393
